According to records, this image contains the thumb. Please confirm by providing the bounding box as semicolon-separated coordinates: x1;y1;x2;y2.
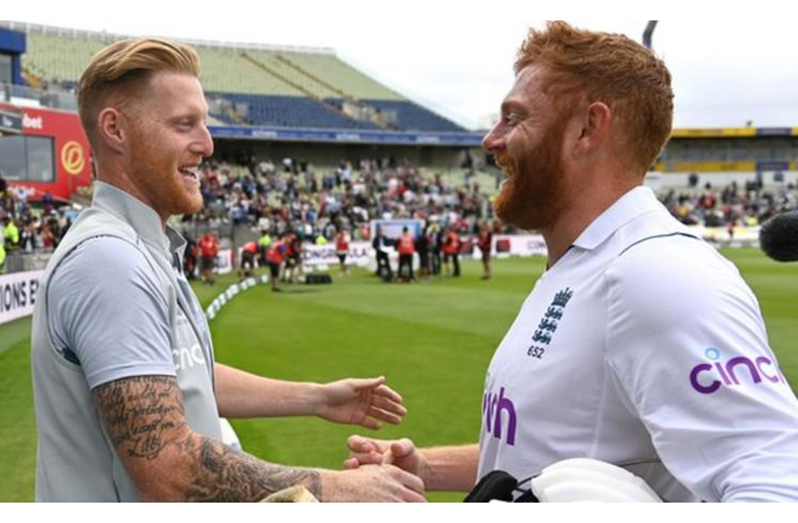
347;434;374;453
349;376;386;390
390;439;415;459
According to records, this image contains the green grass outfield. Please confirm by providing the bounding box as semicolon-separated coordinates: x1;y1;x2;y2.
0;249;796;502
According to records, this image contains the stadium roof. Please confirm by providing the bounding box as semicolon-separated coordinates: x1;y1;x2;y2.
1;20;336;55
672;128;798;138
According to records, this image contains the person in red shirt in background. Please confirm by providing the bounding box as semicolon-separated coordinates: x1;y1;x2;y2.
238;240;259;279
442;226;461;278
282;232;299;284
266;234;288;292
335;228;350;277
397;226;416;282
198;232;220;285
476;222;493;280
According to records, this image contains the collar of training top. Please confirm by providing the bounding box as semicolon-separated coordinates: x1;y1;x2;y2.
90;180;186;256
571;185;663;251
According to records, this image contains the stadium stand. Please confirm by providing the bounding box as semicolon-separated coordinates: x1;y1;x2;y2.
5;151;792;269
280;52;402;101
173;155;797;243
198;48;306;97
340;99;465;132
661;138;798;163
209;92;382;129
11;23;466;132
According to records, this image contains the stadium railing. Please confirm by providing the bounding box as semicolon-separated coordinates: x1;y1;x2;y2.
1;250;51;273
1;82;78;112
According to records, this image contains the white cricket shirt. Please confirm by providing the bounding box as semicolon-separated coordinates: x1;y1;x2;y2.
478;186;798;502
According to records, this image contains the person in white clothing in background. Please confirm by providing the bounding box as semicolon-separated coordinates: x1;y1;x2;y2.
344;21;798;502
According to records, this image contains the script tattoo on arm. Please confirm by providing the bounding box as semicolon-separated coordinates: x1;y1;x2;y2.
93;375;322;501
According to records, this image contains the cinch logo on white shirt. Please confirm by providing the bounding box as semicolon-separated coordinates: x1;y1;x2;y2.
173;343;206;371
689;347;785;394
482;387;517;445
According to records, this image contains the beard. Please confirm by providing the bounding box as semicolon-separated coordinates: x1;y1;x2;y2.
127;131;204;220
493;120;568;231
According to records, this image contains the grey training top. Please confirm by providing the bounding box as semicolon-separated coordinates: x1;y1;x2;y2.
48;236;179;387
31;181;223;501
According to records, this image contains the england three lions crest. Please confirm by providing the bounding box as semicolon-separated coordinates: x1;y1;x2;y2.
528;287;573;359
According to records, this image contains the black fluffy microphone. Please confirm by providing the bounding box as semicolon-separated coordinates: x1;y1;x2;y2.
760;211;798;262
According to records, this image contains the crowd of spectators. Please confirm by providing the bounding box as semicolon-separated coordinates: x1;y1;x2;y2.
187;158;798;243
1;173;74;267
184;156;496;242
661;180;797;228
3;162;798;275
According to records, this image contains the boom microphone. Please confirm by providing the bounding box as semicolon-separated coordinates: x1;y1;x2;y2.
760;211;798;262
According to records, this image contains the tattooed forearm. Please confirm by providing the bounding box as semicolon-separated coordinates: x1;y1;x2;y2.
92;376;322;501
93;376;184;460
183;437;322;501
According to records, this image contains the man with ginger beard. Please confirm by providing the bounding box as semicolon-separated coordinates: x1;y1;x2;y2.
345;21;798;502
491;115;568;234
30;38;424;502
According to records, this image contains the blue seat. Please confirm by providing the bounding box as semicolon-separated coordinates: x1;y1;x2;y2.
355;99;466;132
207;92;381;130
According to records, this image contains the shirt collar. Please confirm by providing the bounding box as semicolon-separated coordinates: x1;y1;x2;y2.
91;180;185;255
571;185;663;251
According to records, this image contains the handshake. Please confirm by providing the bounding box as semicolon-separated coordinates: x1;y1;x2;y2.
271;375;475;502
334;436;663;503
330;435;429;502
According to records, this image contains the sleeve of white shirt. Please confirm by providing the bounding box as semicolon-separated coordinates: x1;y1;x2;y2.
47;236;177;389
604;235;798;502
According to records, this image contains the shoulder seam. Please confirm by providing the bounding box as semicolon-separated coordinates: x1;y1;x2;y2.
45;234;149;369
618;232;701;258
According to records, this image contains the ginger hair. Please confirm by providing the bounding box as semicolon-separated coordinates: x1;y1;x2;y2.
515;21;674;175
78;38;200;145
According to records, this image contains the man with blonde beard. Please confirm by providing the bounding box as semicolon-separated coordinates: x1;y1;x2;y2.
31;38;424;502
345;22;798;502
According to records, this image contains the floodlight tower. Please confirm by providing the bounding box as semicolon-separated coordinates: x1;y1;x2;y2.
643;21;658;50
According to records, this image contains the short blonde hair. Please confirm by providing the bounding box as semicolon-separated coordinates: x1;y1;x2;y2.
515;22;673;175
78;38;200;144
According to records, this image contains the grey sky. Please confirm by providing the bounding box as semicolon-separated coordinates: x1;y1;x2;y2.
7;0;798;130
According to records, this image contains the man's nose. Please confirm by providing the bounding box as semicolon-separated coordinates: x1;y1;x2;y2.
482;124;506;155
196;125;214;158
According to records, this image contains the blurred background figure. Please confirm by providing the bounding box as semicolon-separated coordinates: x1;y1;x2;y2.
416;225;431;279
258;229;272;267
372;228;392;282
266;233;288;292
238;240;259;279
477;222;493;280
335;227;350;276
397;226;415;282
198;231;220;285
442;226;461;277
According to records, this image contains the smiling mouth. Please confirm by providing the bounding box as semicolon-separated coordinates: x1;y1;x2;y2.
494;154;512;176
179;166;199;180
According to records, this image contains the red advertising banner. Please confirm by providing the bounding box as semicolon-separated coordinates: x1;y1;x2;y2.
0;103;92;200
